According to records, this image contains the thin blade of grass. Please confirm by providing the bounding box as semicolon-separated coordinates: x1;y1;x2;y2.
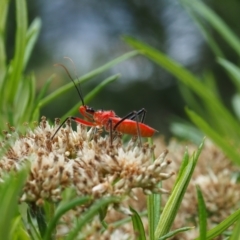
196;185;207;240
10;216;30;240
218;58;240;92
147;137;161;239
181;0;240;56
130;207;146;240
44;196;91;240
181;1;224;58
39;51;139;108
0;0;8;85
24;17;41;68
7;0;27;104
195;208;240;240
159;227;194;240
32;75;54;121
124;36;240;140
66;197;120;240
186;108;240;165
0;168;28;240
154;141;204;239
231;94;240;121
27;210;42;240
229;216;240;240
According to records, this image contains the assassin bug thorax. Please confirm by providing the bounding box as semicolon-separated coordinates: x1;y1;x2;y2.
51;59;157;145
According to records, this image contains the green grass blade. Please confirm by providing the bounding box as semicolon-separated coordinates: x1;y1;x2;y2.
66;197;120;240
218;58;240;92
130;207;146;240
173;148;189;189
24;17;42;68
181;3;224;58
124;36;240;139
61;73;120;119
27;210;41;240
7;0;27;104
0;168;28;240
195;208;240;240
147;138;160;239
159;227;194;240
10;216;30;240
39;51;138;108
44;196;91;240
186;108;240;165
196;185;207;240
154;141;204;239
181;0;240;56
229;217;240;240
0;0;8;85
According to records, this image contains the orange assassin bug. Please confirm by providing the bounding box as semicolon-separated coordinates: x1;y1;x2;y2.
51;61;157;145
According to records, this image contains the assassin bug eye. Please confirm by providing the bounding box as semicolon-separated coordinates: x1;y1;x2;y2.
86;107;95;114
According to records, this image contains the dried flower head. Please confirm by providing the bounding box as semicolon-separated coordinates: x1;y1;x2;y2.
0;117;173;207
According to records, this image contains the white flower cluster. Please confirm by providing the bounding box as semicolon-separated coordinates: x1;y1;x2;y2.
0;117;173;206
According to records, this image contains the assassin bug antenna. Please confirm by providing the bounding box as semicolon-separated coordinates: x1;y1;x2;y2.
54;60;85;106
51;59;86;140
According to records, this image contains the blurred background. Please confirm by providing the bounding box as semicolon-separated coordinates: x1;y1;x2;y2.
6;0;240;138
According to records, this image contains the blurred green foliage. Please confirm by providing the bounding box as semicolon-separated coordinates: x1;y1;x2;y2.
125;0;240;166
1;0;240;239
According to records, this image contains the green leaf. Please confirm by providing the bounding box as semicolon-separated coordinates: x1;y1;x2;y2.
130;207;146;240
24;17;42;68
180;0;240;56
0;168;28;240
0;0;9;85
154;141;204;239
66;197;120;240
195;208;240;240
229;216;240;240
32;75;54;121
186;108;240;165
124;36;240;140
147;138;161;239
158;227;194;240
218;58;240;92
7;0;27;104
196;185;207;240
26;210;41;240
181;2;224;58
10;216;30;240
231;94;240;120
44;196;91;240
39;51;139;108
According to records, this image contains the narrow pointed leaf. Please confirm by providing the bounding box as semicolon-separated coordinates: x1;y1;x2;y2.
39;51;138;107
130;207;146;240
44;196;91;240
196;185;207;240
154;141;203;239
66;197;120;240
195;208;240;240
159;226;194;240
186;108;240;165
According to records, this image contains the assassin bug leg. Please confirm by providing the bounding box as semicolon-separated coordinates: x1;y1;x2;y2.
128;108;147;123
112;109;147;146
